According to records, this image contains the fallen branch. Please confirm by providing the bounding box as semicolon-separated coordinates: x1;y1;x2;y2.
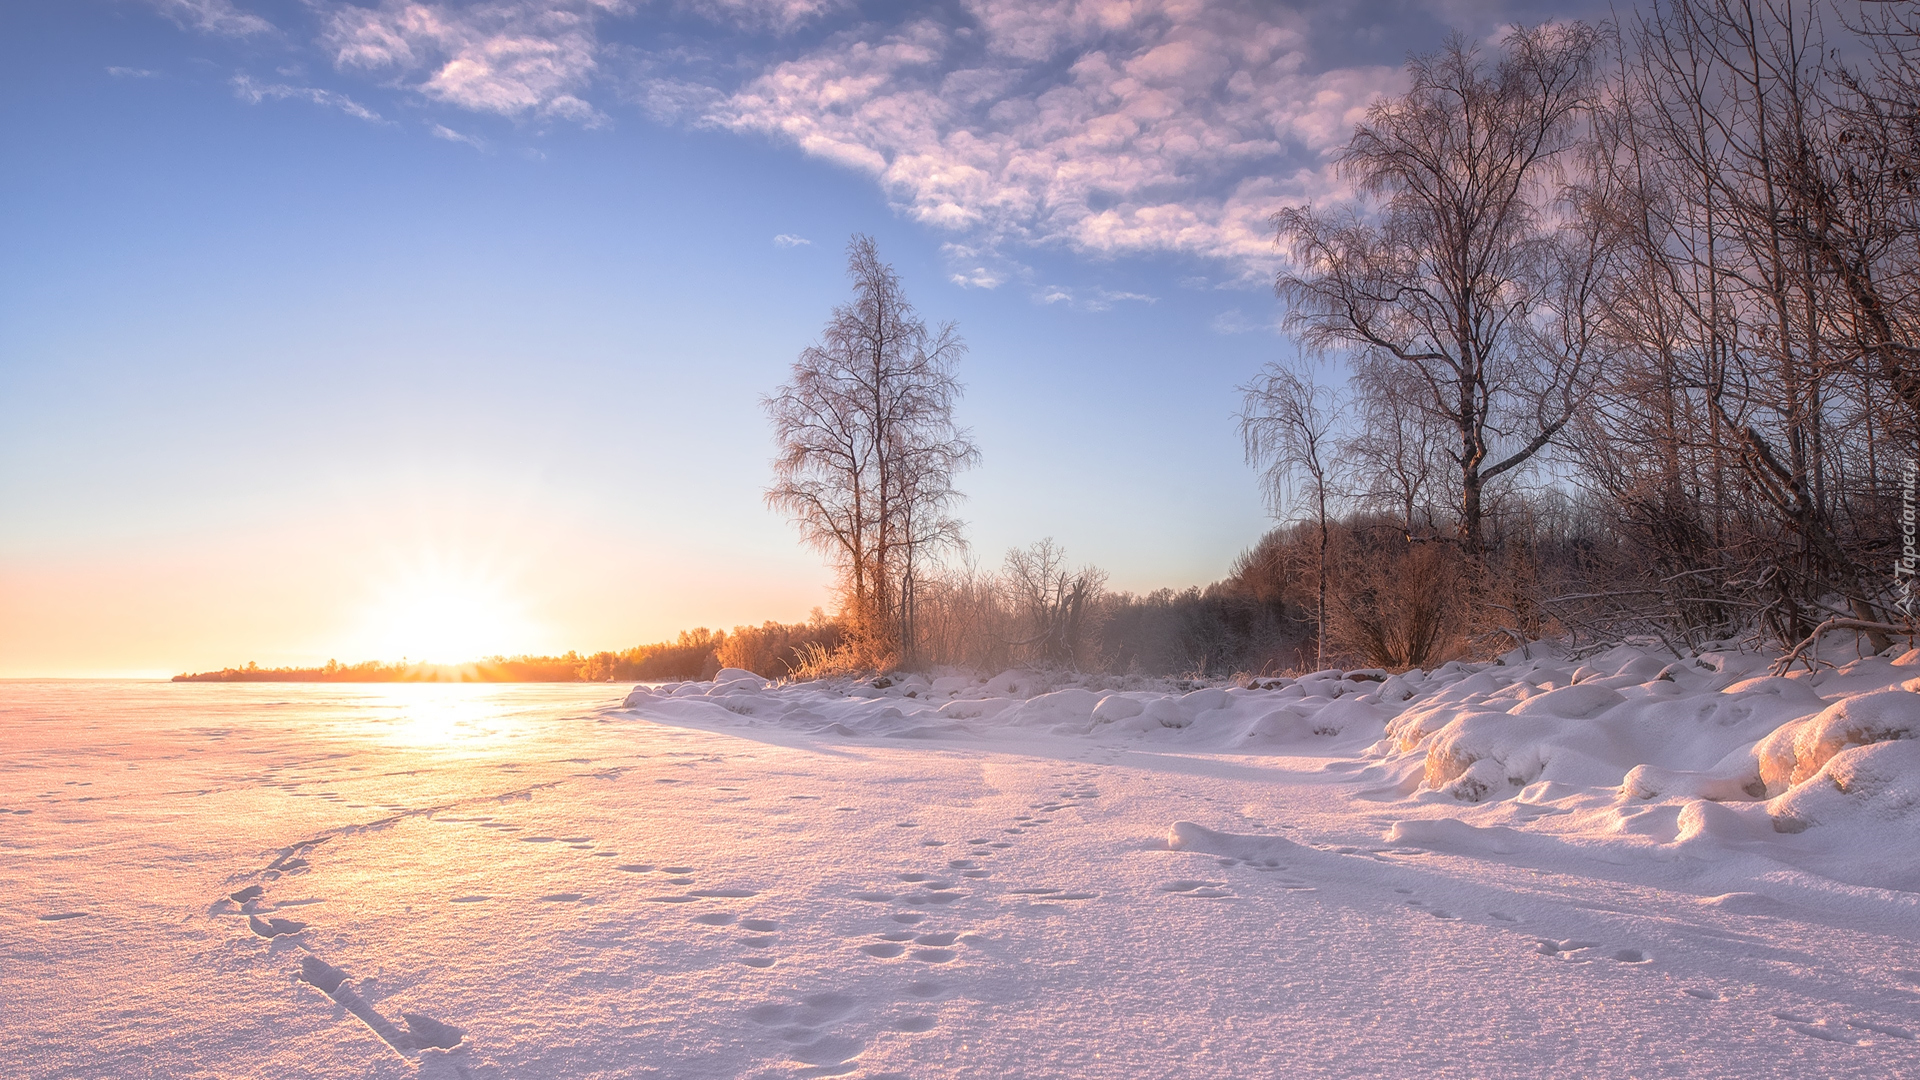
1771;618;1915;675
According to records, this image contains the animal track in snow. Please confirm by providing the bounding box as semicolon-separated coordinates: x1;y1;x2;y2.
745;992;865;1068
37;911;88;921
248;914;307;938
1159;880;1231;898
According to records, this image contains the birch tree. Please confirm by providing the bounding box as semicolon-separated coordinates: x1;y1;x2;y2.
765;235;978;665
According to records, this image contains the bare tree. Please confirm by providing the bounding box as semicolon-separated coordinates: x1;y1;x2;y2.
1003;539;1108;669
765;235;978;666
1240;361;1345;668
1275;24;1607;557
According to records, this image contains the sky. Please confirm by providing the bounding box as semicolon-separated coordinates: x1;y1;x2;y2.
0;0;1601;677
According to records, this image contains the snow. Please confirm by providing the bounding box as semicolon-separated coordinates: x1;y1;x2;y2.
7;644;1920;1077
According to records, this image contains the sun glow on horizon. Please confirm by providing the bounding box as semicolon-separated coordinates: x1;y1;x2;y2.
356;557;542;665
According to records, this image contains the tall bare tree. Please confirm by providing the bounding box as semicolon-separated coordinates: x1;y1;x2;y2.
1241;361;1345;668
1274;24;1607;557
765;235;978;665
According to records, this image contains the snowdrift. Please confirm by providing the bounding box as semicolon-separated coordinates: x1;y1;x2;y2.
620;646;1920;884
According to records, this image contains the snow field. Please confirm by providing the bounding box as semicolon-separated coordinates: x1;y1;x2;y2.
5;651;1920;1079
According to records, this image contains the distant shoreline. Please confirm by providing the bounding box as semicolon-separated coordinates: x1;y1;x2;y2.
171;659;621;684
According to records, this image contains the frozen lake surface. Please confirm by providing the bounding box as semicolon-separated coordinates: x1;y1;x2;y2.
5;667;1919;1078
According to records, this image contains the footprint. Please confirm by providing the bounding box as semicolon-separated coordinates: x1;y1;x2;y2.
693;912;736;926
249;915;308;938
662;866;696;874
741;957;775;968
615;864;655;873
37;912;88;922
1489;911;1519;923
401;1012;465;1050
1848;1018;1916;1040
538;893;585;902
229;886;265;904
1775;1014;1863;1045
909;949;957;963
451;896;491;904
890;913;925;924
1611;949;1651;964
862;943;906;958
691;888;757;898
742;918;778;932
914;932;958;946
740;936;777;948
1683;988;1719;1000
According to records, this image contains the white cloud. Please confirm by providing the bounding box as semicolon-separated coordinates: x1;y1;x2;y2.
107;67;160;78
1035;284;1158;312
951;265;1007;289
772;233;811;247
704;2;1398;274
146;0;274;37
678;0;849;34
322;1;623;124
430;122;487;149
158;0;1421;276
231;75;387;123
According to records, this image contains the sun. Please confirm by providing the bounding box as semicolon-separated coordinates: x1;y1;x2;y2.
360;560;536;664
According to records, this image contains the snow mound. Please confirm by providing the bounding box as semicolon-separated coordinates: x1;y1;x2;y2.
1754;689;1920;792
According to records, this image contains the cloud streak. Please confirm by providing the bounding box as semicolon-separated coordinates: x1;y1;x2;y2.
231;75;387;123
147;0;275;38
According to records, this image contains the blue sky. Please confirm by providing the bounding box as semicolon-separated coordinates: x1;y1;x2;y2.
0;0;1594;675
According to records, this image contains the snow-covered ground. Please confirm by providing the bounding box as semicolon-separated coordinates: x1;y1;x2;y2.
7;644;1920;1078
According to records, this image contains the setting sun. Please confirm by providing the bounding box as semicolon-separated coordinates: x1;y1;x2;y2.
358;562;536;664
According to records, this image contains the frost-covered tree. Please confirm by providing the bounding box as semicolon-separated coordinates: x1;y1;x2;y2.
1275;24;1607;557
765;236;978;665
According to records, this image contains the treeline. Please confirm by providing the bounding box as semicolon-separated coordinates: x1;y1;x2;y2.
1233;4;1917;668
172;619;846;684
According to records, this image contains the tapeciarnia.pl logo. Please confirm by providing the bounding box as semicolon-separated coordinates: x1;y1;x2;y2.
1901;458;1918;617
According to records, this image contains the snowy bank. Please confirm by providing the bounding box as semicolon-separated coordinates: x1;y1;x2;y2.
621;646;1920;891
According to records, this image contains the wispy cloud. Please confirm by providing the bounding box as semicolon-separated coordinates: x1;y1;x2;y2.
146;0;274;38
107;66;160;78
1036;285;1158;312
430;122;487;149
678;0;849;34
231;75;387;123
951;266;1006;290
772;233;811;247
1210;307;1284;335
322;1;619;125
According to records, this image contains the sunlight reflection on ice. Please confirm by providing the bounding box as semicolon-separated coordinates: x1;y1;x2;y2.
363;684;541;749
